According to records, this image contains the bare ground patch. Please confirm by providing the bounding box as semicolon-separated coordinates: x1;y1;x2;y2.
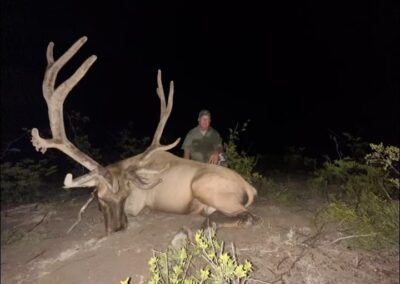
1;189;399;284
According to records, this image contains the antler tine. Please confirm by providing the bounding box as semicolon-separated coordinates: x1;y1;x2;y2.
43;37;90;104
142;70;180;162
32;36;107;177
152;69;174;146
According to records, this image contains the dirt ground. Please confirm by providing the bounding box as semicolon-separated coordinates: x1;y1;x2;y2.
1;180;399;284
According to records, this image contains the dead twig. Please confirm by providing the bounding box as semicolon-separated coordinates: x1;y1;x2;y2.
27;212;49;233
67;189;97;234
4;212;48;245
247;278;271;283
324;233;376;246
301;222;325;247
273;246;309;283
276;256;289;270
354;254;363;269
25;250;46;263
231;242;237;263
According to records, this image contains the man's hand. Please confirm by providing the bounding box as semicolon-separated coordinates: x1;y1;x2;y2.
208;151;220;164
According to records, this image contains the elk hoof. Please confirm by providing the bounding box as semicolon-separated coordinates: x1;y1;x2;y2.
237;212;261;228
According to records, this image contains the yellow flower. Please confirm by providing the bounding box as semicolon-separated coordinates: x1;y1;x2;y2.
120;277;130;284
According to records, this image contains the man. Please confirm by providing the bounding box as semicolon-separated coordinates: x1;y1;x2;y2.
182;109;224;165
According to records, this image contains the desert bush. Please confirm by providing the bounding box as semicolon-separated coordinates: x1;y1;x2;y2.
250;173;296;203
322;198;399;250
66;111;102;173
282;146;317;172
1;132;58;204
122;228;254;283
1;158;57;204
365;143;399;191
224;120;262;183
114;122;151;159
223;120;284;199
328;132;370;162
312;139;399;250
312;143;398;203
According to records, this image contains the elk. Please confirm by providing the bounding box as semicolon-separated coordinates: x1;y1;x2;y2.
31;36;258;234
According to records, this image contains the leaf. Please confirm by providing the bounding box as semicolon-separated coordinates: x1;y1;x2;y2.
120;277;130;284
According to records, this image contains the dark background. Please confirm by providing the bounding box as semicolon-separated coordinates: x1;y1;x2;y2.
1;1;399;162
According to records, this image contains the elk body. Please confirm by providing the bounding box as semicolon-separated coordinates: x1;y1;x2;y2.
31;36;258;234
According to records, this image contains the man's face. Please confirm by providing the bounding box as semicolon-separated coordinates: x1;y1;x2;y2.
198;115;211;130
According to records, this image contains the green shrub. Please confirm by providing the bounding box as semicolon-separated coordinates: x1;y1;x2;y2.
66;111;102;173
114;122;150;159
312;141;399;250
251;174;292;202
224;120;262;184
322;198;399;250
1;158;57;204
282;146;317;172
329;132;370;162
365;143;399;190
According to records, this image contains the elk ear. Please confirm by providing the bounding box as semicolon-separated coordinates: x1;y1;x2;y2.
124;165;167;190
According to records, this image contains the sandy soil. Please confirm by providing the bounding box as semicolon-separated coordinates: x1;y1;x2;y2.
1;183;399;284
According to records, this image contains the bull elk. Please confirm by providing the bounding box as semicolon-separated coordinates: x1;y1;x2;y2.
31;36;258;234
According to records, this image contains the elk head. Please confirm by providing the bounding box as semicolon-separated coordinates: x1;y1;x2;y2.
31;36;179;234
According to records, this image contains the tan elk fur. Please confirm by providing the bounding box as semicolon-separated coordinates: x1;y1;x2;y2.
31;36;258;234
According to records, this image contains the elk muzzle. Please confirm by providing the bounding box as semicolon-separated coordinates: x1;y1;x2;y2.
97;192;128;234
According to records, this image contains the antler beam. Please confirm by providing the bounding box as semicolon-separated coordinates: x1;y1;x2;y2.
31;36;108;179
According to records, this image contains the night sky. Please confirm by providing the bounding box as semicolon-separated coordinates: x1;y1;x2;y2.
1;1;399;161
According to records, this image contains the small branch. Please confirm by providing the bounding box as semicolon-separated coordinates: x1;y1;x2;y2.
183;254;193;281
27;212;49;233
379;177;393;201
272;246;309;283
247;278;271;284
332;135;342;160
205;223;217;260
25;250;46;263
231;242;237;263
201;253;219;272
387;163;399;175
67;189;97;234
276;256;289;270
325;233;376;246
354;254;363;269
166;252;170;284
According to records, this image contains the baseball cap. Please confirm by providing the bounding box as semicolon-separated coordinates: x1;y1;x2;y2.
198;109;211;119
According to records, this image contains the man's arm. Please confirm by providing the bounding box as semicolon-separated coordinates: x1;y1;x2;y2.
208;130;223;164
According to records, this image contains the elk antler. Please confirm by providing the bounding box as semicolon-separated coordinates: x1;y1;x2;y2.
31;36;111;189
140;70;180;162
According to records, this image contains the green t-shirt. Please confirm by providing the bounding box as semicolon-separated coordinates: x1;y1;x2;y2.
182;126;222;163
